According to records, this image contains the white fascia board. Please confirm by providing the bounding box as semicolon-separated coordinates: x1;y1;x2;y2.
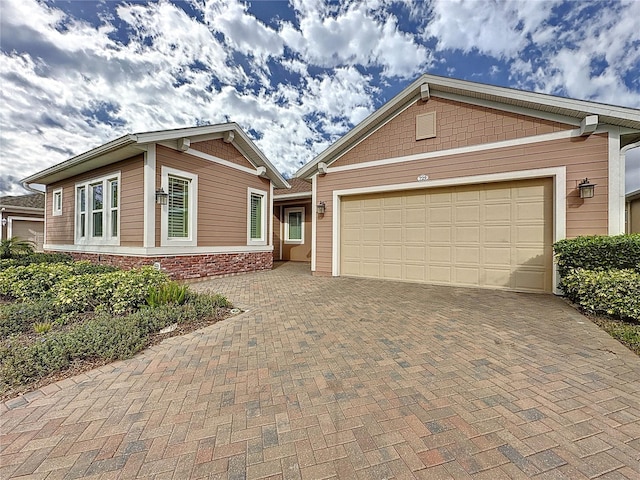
433;91;581;126
0;205;44;213
21;135;138;185
274;192;312;200
608;128;624;234
134;123;236;143
43;244;274;255
143;144;156;248
421;74;640;124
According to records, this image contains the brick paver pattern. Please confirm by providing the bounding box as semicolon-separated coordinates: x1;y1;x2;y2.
1;262;639;479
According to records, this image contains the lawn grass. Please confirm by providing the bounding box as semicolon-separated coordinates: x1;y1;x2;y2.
589;315;640;355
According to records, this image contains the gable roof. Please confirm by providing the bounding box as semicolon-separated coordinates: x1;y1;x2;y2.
296;74;640;179
0;193;45;210
274;177;311;198
22;123;289;189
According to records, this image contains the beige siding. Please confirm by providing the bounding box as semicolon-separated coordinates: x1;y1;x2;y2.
156;145;270;247
281;201;312;262
333;97;572;168
273;205;282;260
190;139;255;169
316;134;609;275
46;155;144;246
628;198;640;233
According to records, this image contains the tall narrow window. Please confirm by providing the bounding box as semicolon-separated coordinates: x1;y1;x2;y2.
247;188;267;245
91;182;103;237
250;193;262;240
284;207;304;244
160;167;197;247
77;186;86;238
109;179;118;237
168;175;189;238
52;188;62;216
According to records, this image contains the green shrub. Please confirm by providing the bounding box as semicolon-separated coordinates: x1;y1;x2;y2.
0;263;76;300
0;237;35;259
54;267;168;315
0;299;65;338
0;253;73;269
561;268;640;321
554;234;640;277
33;322;52;334
147;281;189;307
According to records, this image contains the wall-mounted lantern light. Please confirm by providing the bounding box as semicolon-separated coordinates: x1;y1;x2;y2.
578;178;596;199
155;188;169;205
1;218;6;227
317;201;326;215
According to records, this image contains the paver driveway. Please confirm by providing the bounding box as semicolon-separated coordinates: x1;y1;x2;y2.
1;262;639;479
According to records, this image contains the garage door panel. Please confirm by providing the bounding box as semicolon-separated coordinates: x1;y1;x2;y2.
406;227;426;241
516;202;546;221
515;270;546;292
405;208;426;223
484;247;511;266
429;206;452;223
405;246;425;262
484;203;511;222
383;263;402;279
485;268;512;287
456;226;480;243
455;205;480;222
455;267;479;285
484;225;511;243
456;247;480;264
382;245;402;261
340;178;552;292
429;265;451;282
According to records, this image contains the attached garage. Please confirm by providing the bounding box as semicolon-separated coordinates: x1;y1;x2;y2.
339;178;553;293
9;218;45;251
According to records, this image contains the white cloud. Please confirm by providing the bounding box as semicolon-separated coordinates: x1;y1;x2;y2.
426;0;559;58
280;2;431;78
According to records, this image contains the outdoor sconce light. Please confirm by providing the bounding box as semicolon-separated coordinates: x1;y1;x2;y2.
578;178;596;199
1;218;6;227
317;201;326;214
155;188;168;205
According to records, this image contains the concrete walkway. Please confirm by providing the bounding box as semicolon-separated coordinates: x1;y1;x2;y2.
1;262;639;479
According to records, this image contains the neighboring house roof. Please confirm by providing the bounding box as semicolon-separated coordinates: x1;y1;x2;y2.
296;74;640;179
21;123;289;189
0;193;45;211
627;189;640;202
274;178;312;199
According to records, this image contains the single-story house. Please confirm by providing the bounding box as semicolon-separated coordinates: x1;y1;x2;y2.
273;178;312;262
296;74;640;294
0;193;45;251
22;124;288;279
627;189;640;233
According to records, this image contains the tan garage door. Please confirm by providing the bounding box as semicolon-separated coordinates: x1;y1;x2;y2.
340;178;553;292
11;220;44;252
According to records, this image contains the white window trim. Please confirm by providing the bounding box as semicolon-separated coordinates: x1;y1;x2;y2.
52;188;63;216
247;187;268;246
74;172;120;246
161;166;198;247
284;207;305;244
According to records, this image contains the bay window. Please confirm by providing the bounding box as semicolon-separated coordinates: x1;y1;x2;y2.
75;173;120;245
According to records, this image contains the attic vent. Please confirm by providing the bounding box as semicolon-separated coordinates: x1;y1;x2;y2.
416;112;436;140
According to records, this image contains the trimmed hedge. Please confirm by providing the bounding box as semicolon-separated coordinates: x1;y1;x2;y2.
554;234;640;277
0;253;73;269
561;268;640;321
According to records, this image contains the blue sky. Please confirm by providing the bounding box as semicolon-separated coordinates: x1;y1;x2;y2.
1;0;639;196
